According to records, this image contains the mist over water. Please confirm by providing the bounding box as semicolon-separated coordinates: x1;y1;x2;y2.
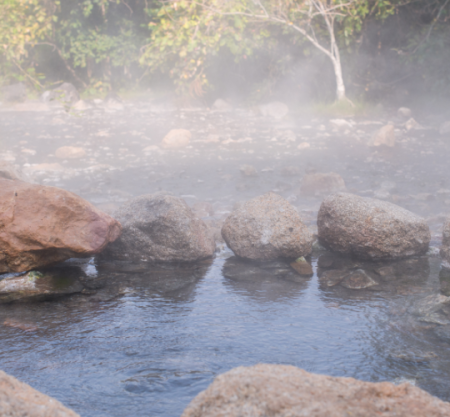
2;0;450;415
1;99;450;415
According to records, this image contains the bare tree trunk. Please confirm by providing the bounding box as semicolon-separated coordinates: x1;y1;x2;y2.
331;55;346;102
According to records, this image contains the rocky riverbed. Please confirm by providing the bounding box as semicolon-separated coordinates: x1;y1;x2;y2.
1;98;450;416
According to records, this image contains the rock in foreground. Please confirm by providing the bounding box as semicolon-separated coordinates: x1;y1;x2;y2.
100;194;215;263
222;193;312;260
0;369;80;417
182;364;450;417
318;193;430;260
0;179;122;273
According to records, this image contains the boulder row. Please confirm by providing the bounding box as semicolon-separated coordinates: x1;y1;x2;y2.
317;192;430;260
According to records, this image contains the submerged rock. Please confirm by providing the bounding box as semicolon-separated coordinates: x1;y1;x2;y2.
181;364;450;417
0;267;84;303
290;257;313;276
340;269;378;289
0;179;122;273
299;172;346;196
100;194;215;263
368;124;396;147
221;193;313;260
55;146;87;159
318;193;430;260
239;164;258;177
0;370;80;416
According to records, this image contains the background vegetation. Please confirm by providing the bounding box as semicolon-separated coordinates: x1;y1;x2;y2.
1;0;450;105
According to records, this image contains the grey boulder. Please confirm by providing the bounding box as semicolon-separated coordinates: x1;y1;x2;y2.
101;194;215;263
318;193;430;260
221;193;312;260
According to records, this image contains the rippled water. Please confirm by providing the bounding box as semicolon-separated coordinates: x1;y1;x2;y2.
1;251;450;416
2;107;450;415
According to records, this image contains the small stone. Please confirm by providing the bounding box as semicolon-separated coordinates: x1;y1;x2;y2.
297;142;310;150
71;99;91;111
398;107;412;118
161;129;191;149
404;118;421;130
368;124;395;147
340;269;378;289
290;258;313;276
240;164;258;177
55;146;87;159
330;119;353;129
299;172;346;196
318;270;348;287
212;99;232;111
258;102;289;119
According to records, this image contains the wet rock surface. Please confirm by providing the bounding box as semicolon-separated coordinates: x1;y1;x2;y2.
0;179;121;273
318;193;430;260
100;194;215;263
0;369;80;417
222;193;312;260
0;267;84;303
182;364;450;417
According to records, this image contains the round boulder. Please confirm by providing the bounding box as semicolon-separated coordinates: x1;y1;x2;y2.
221;193;312;260
181;364;450;417
100;194;215;263
318;193;430;260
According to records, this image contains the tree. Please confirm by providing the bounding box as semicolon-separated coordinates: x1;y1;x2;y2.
142;0;396;102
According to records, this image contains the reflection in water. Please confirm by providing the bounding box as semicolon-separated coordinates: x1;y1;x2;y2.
222;256;311;302
317;252;431;297
1;255;450;417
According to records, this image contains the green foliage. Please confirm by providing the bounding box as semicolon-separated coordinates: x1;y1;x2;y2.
0;0;449;100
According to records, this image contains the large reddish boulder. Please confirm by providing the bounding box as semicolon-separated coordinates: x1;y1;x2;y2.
0;370;79;416
0;179;121;273
182;364;450;417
